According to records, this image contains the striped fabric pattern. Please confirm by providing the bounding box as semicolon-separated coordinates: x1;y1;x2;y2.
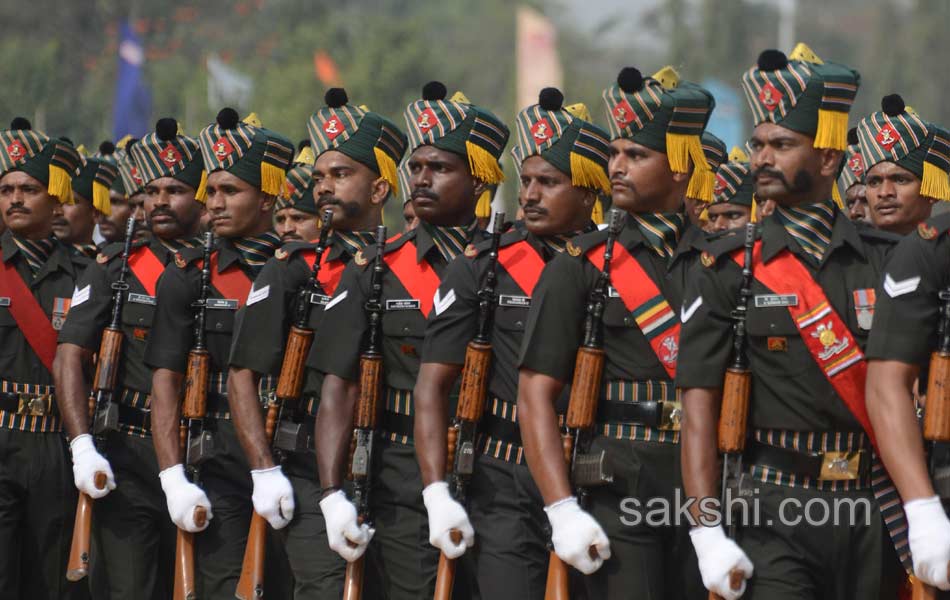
714;160;754;206
403;96;508;159
631;294;678;341
206;371;275;420
750;429;869;492
425;221;477;262
601;76;665;141
278;164;314;210
856;109;950;179
702;132;727;171
130;131;202;184
0;381;60;433
599;380;680;444
775;200;835;263
115;147;145;195
308;103;368;151
335;231;375;257
383;387;414;445
116;388;152;438
232;232;281;276
632;212;685;258
838;141;865;191
480;397;525;465
12;236;53;275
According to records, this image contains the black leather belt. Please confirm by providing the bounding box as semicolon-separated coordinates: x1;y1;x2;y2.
481;413;521;446
204;393;229;416
746;440;870;482
598;399;682;430
115;402;151;431
0;391;54;416
380;410;413;438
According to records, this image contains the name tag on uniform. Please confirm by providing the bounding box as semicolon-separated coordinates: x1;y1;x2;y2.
128;292;156;306
498;294;530;308
0;297;10;307
206;298;238;310
754;294;798;308
607;287;620;298
310;293;331;305
386;299;420;311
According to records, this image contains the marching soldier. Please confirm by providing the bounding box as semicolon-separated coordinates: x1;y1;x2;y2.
273;141;320;243
704;147;755;234
677;44;904;599
414;87;610;598
94;141;146;245
0;117;87;599
862;99;950;592
516;66;713;598
311;81;508;599
685;132;726;228
226;88;408;597
857;95;942;235
839;128;870;224
53;117;206;599
144;108;294;598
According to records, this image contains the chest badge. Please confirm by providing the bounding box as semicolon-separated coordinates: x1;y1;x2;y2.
700;251;715;268
463;244;478;258
812;321;849;361
918;222;938;240
852;288;876;331
354;250;368;266
566;241;582;257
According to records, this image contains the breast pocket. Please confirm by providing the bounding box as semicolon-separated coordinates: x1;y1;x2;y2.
121;301;156;329
495;304;529;332
381;309;427;340
205;307;235;334
746;305;811;375
602;297;637;330
0;306;18;358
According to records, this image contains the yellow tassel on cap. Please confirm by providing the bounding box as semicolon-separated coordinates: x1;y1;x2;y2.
116;134;133;150
921;161;950;201
831;181;844;208
243;112;263;128
295;146;316;166
789;42;823;64
751;197;758;223
699;206;709;223
48;164;74;204
729;146;749;163
570;151;611;196
75;144;88;157
666;132;708;175
651;66;680;90
687;168;716;202
92;181;111;216
450;91;471;104
373;146;400;196
475;189;493;218
814;108;848;150
465;140;505;185
195;169;208;203
564;103;591;122
260;162;286;198
591;198;604;225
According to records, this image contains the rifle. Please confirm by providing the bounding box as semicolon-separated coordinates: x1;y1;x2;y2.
544;209;624;600
342;224;387;600
710;222;756;600
914;284;950;600
174;231;214;600
435;212;506;600
66;217;136;582
236;208;334;599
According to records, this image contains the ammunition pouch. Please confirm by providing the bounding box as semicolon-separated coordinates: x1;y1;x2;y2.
570;450;614;488
273;415;315;454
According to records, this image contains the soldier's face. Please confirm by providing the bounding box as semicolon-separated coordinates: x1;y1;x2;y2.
518;156;593;236
408;145;483;227
0;170;57;239
97;190;131;243
204;171;274;238
607;138;686;214
845;184;869;224
52;192;96;244
865;161;933;235
402;201;419;232
144;176;203;240
274;207;319;242
748;123;841;207
311;150;384;231
683;196;704;227
705;202;751;233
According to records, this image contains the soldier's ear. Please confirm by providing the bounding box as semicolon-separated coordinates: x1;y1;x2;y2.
472;179;488;199
371;177;390;207
259;193;276;214
818;148;844;178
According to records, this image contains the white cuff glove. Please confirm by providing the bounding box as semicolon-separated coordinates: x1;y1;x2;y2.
905;495;950;590
544;496;610;575
250;466;295;529
70;434;116;499
159;464;212;533
689;525;753;600
319;490;373;562
422;481;474;559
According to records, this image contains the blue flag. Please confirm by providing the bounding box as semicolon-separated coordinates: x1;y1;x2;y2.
113;22;151;140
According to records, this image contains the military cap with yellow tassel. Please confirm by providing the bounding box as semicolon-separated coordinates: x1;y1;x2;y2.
602;66;717;201
837;127;865;197
113;136;146;197
71;155;119;215
855;94;950;201
308;88;408;199
197;108;294;198
0;117;81;203
94;141;127;197
276;140;318;215
130;117;206;200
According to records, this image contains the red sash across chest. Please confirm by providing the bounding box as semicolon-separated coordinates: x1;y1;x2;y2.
0;259;57;372
208;254;253;308
383;241;441;317
127;246;165;296
496;240;546;295
302;250;345;296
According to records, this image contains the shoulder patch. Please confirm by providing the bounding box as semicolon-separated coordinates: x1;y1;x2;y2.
174;252;187;268
96;253;109;264
354;250;368;266
566;241;582;256
701;251;715;268
918;222;938;240
464;243;478;258
275;248;288;261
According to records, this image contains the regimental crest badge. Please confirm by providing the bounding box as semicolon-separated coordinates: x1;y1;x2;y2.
96;253;109;264
918;222;938;240
160;143;182;166
758;82;783;112
531;119;553;144
659;334;678;366
714;174;727;196
847;153;864;178
417;108;439;134
700;251;715;268
213;137;234;160
130;166;143;186
354;250;368;266
323;116;343;140
812;321;849;360
566;241;582;257
876;124;901;151
174;252;186;268
463;244;478;258
51;297;71;331
275;248;288;261
6;140;25;162
611;100;635;129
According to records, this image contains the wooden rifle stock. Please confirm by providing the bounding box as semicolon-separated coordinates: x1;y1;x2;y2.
343;555;365;600
182;349;209;420
434;530;464;600
718;368;751;454
66;472;107;581
173;507;207;600
275;326;314;400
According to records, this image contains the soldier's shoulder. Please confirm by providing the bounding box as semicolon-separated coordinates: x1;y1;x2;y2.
701;227;749;263
466;227;526;258
853;221;902;247
172;246;205;269
353;228;413;267
566;227;608;256
910;212;950;243
274;240;316;262
94;241;126;265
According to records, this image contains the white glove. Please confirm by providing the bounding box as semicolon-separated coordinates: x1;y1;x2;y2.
905;495;950;590
159;464;212;532
250;466;295;529
69;434;116;499
544;496;610;575
319;490;373;562
689;525;753;600
422;481;474;559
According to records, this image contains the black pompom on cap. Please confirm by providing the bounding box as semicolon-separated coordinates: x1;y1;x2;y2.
324;88;348;108
422;81;447;101
538;87;564;111
297;139;311;152
846;127;859;146
616;67;643;94
216;107;240;130
155;117;179;141
757;49;788;71
99;141;116;155
127;137;139;150
881;94;905;117
10;117;31;130
61;137;74;146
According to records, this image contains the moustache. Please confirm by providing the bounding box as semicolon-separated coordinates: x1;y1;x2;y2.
316;195;342;208
522;204;548;216
411;189;439;201
752;166;788;184
5;206;29;216
51;217;69;226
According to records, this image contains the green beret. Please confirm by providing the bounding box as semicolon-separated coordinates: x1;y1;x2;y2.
0;117;81;203
130;118;205;194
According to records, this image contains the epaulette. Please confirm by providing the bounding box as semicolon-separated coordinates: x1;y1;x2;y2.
95;239;150;265
699;227;754;267
564;227;609;258
274;240;316;261
354;228;415;268
465;228;526;259
172;246;205;269
854;222;902;245
914;212;950;241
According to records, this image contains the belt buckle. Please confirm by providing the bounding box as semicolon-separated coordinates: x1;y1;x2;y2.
659;400;683;431
819;450;863;481
18;393;50;416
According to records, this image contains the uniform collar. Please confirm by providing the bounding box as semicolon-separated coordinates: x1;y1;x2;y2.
328;230;376;262
761;203;865;265
2;231;75;280
416;220;479;263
